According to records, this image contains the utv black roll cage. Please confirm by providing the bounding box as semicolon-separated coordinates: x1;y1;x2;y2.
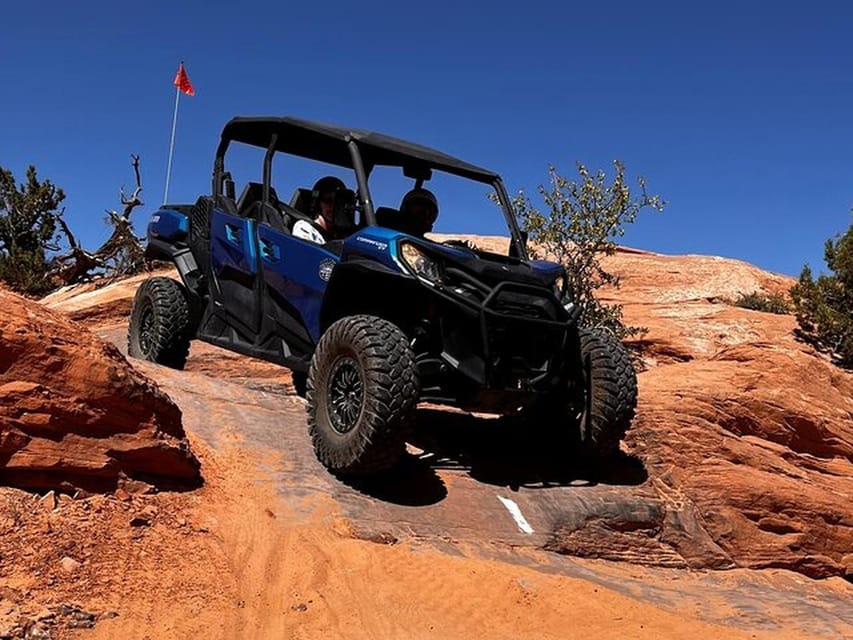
211;116;528;259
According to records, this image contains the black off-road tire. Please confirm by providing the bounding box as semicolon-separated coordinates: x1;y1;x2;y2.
577;328;638;455
307;315;419;475
127;277;193;369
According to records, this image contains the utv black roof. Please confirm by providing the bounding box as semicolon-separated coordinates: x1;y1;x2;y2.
219;116;500;184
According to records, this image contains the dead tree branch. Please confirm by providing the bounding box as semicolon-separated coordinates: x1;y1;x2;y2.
49;154;148;286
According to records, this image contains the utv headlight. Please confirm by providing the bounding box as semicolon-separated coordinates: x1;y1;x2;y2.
400;242;442;283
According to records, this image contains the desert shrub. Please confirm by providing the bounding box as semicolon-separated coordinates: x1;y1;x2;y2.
791;217;853;367
733;292;791;315
510;160;665;339
0;165;65;295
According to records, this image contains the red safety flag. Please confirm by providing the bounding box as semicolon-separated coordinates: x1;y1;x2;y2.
173;63;195;96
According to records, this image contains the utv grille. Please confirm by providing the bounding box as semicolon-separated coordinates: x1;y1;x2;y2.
480;282;569;386
443;268;562;322
485;286;562;322
489;292;559;321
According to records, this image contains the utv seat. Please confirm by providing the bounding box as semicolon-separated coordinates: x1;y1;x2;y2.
375;206;423;236
236;182;279;218
375;206;401;230
290;188;315;218
236;182;306;233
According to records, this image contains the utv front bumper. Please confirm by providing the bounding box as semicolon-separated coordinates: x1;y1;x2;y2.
417;267;581;412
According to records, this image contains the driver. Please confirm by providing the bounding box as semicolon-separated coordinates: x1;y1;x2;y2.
293;176;352;244
398;187;439;236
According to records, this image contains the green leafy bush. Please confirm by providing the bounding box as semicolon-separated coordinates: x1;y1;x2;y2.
733;292;791;315
791;217;853;367
0;165;65;296
511;160;665;339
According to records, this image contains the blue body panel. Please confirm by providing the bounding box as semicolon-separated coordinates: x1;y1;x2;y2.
152;204;564;349
148;209;189;243
340;226;409;271
210;210;256;276
529;259;563;279
256;223;338;343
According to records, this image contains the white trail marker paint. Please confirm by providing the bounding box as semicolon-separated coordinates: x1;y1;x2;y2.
497;495;535;534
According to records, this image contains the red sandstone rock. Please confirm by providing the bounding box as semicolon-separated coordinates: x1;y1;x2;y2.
41;237;853;579
0;286;200;492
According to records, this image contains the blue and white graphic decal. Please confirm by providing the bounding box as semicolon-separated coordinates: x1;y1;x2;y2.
318;259;335;282
342;227;409;272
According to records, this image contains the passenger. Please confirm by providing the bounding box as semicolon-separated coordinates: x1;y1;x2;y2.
398;187;439;236
293;176;352;244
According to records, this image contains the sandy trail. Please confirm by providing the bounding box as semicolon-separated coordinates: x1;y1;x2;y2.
74;437;827;640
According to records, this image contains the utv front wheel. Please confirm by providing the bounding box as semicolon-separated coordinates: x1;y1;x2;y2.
307;315;419;475
576;328;638;455
127;277;193;369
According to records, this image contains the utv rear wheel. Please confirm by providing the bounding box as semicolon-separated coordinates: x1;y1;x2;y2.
576;328;638;455
307;315;419;475
127;277;192;369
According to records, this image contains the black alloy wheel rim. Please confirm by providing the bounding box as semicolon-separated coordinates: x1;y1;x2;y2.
139;304;156;355
328;356;365;434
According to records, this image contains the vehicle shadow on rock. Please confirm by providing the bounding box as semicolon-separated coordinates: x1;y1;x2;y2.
409;407;648;492
336;456;448;507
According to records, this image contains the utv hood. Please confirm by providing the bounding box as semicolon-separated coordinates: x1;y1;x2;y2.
422;241;563;288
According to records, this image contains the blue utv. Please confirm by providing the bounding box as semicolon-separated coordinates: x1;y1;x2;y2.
128;116;638;476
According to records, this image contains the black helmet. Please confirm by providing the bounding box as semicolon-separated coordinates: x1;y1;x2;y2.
312;175;346;196
311;176;348;216
401;188;438;216
399;188;439;235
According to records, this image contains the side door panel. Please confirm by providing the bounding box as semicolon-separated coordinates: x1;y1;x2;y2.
257;224;337;345
209;210;259;336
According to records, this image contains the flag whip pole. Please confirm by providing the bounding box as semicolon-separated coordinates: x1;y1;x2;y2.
163;84;181;204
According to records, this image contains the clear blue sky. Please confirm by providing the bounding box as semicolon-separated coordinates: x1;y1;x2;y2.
2;0;851;277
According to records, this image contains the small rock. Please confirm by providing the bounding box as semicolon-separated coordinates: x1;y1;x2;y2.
113;488;131;502
141;505;159;518
130;515;150;527
0;623;19;638
35;608;55;621
98;611;119;620
72;610;95;623
0;586;24;603
28;621;52;639
290;603;309;612
69;618;95;629
39;491;56;512
842;554;853;579
176;518;188;527
59;556;82;574
120;479;155;494
130;504;159;527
